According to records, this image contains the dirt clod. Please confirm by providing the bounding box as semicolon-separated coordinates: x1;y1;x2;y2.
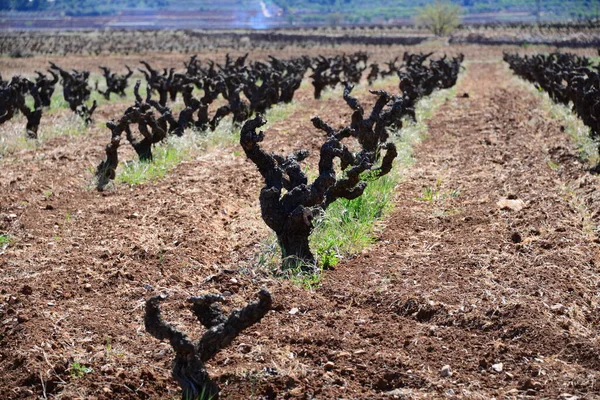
441;364;453;377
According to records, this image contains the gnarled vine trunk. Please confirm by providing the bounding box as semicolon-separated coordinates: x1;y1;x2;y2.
145;289;272;400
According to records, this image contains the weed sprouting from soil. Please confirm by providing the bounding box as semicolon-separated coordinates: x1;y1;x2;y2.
112;121;239;186
182;387;217;400
116;138;190;185
0;234;14;254
69;362;93;379
264;100;298;123
417;178;461;201
0;113;86;156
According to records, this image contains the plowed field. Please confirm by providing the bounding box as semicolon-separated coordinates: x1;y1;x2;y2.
1;46;599;399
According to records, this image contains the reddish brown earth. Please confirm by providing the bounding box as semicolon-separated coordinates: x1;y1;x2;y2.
216;61;600;399
1;51;600;400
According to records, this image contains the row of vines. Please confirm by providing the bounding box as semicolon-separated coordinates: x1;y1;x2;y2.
0;30;428;57
504;51;600;169
1;49;464;399
139;51;463;399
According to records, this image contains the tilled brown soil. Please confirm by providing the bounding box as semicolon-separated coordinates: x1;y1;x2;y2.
0;66;401;399
208;62;600;399
1;55;600;400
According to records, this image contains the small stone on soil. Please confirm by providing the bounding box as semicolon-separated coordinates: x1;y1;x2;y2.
441;364;452;377
559;394;580;400
238;343;252;354
385;388;414;398
324;361;335;371
550;303;568;314
289;307;299;315
520;378;543;391
100;364;114;374
491;363;503;372
497;198;525;212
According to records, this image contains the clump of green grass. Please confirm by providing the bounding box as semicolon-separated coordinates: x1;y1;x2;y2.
288;267;324;290
416;178;461;201
320;85;344;100
114;120;240;186
204;117;240;148
254;235;325;290
310;171;397;260
265;101;298;123
179;387;217;400
0;234;14;254
0;113;86;156
546;101;599;165
0;133;38;155
116;138;191;186
45;114;87;138
47;90;70;112
300;79;311;90
69;362;93;379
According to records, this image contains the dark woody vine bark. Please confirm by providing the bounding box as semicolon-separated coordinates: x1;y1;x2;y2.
144;289;272;400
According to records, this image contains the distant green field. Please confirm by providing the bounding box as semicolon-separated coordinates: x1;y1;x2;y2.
273;0;599;24
2;0;598;23
1;0;261;17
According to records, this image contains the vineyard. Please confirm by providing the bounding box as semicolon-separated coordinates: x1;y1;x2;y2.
0;32;600;400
